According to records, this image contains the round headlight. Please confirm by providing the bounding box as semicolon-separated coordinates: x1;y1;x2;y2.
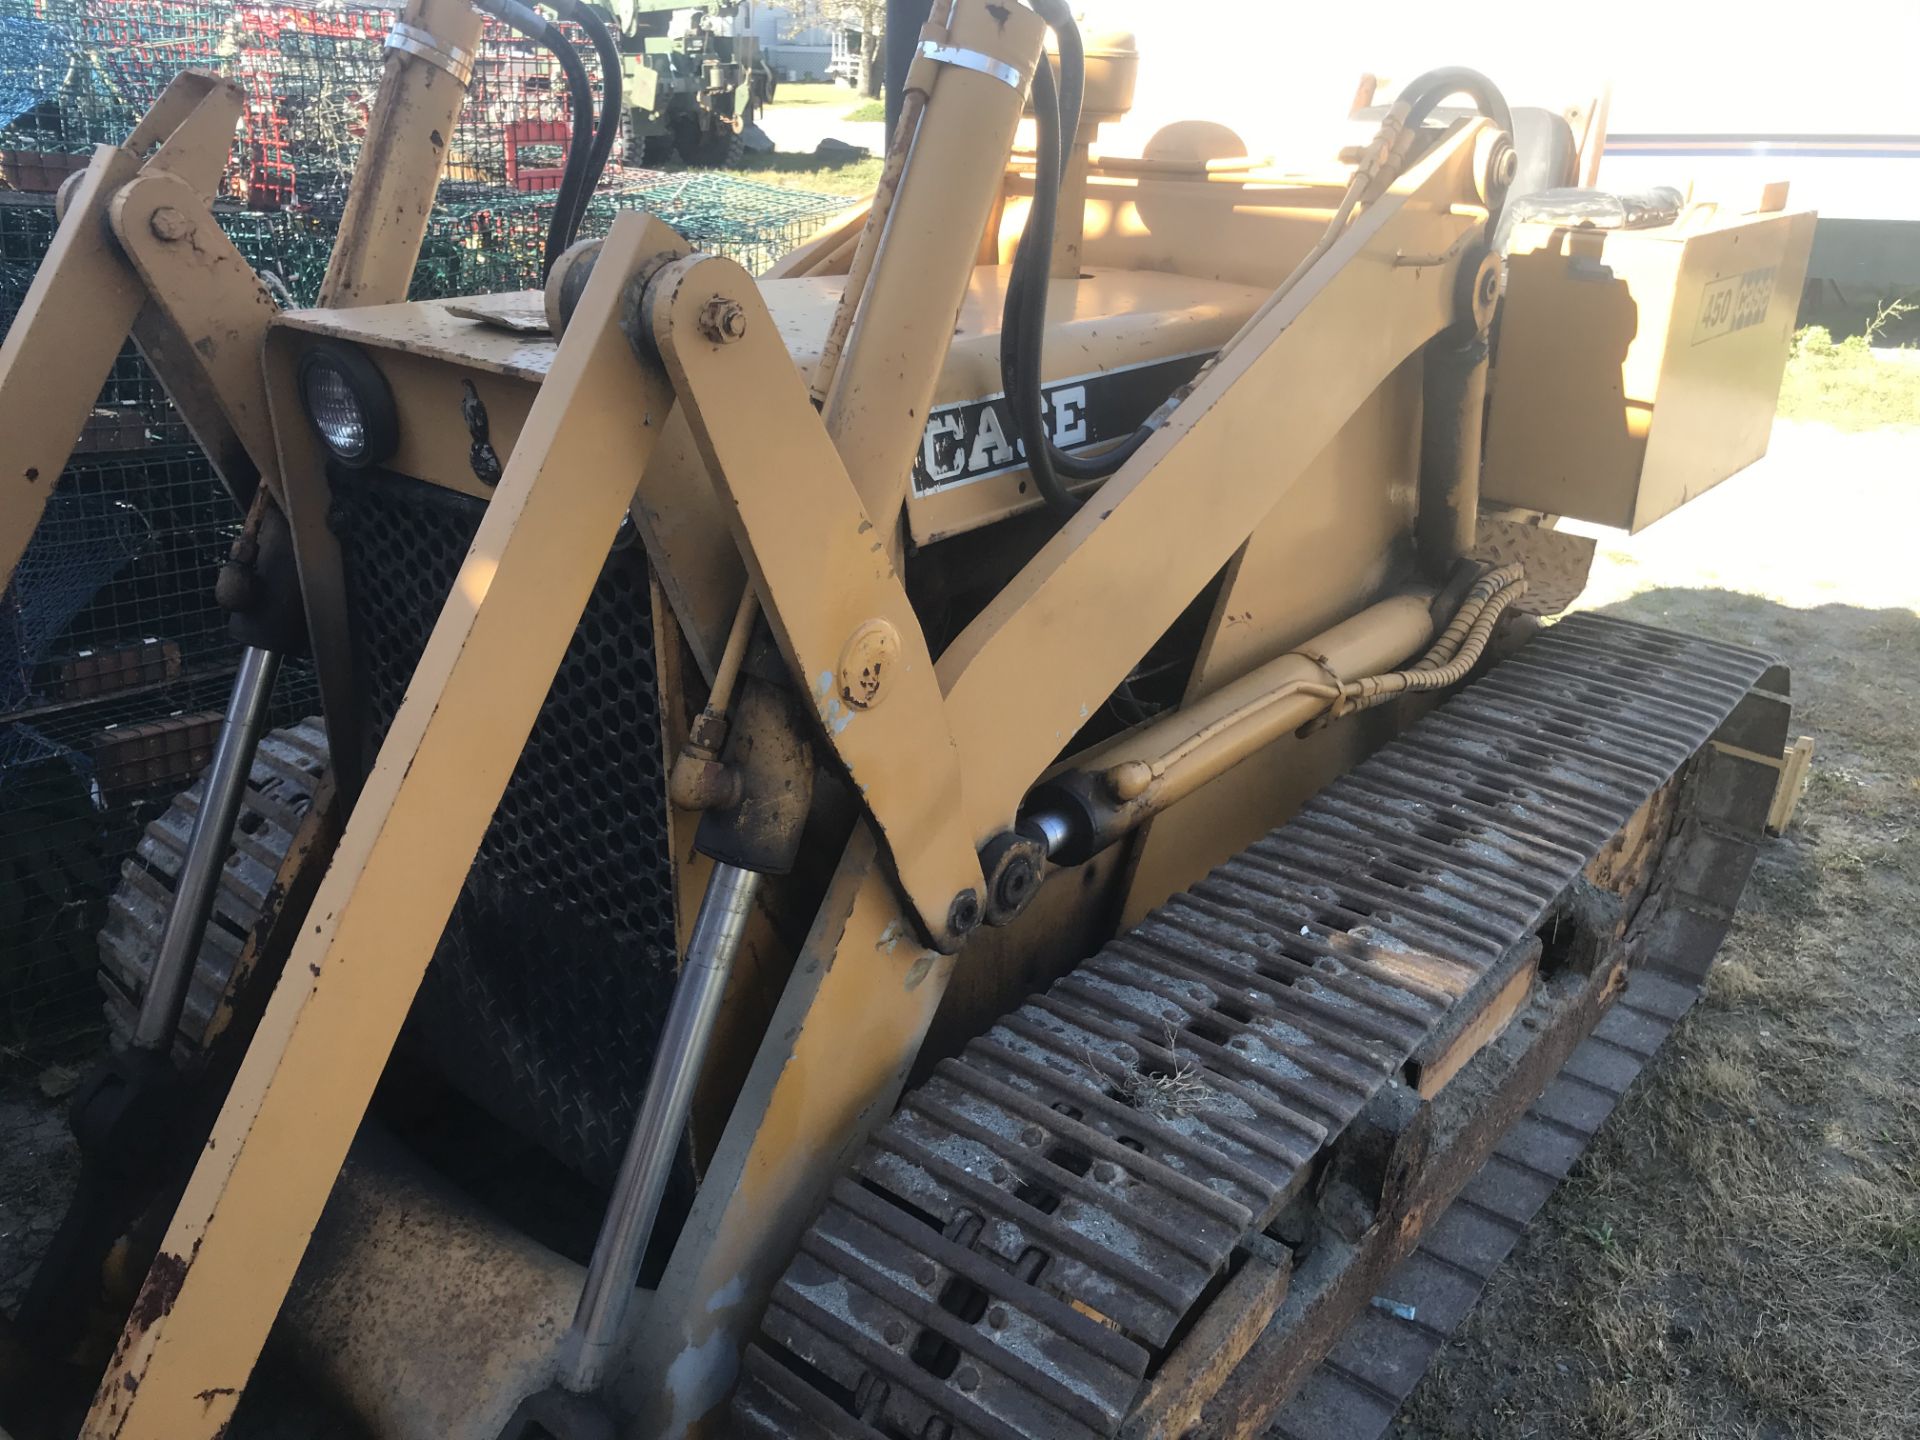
297;341;398;468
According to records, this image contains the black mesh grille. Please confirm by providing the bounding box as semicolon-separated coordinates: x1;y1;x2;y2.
328;470;678;1182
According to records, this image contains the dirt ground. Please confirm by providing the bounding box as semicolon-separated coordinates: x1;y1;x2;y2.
0;1084;78;1315
1;422;1913;1434
1396;419;1920;1439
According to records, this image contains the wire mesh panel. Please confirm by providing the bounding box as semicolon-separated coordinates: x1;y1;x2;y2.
0;0;852;1063
0;2;624;208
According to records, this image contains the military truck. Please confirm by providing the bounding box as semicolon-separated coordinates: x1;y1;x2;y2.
614;0;776;166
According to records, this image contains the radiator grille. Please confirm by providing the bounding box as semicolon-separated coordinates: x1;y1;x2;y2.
328;471;678;1182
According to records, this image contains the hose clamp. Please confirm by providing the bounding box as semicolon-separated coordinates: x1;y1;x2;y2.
917;39;1023;92
384;21;476;86
1290;647;1355;718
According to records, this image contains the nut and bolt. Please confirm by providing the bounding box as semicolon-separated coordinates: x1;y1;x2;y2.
987;1306;1008;1330
697;295;748;344
149;206;193;242
992;851;1038;913
947;888;982;941
978;830;1047;928
837;618;901;711
883;1320;907;1345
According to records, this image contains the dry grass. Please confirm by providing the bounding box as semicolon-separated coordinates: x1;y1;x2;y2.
1776;326;1920;432
1394;434;1920;1439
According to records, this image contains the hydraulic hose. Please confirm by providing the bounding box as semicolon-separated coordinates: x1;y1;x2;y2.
550;0;623;247
999;36;1513;522
999;47;1080;516
475;0;597;275
1393;65;1514;239
1000;0;1153;517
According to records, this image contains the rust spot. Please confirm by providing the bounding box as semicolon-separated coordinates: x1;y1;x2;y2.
128;1249;190;1333
308;962;321;977
429;129;445;149
24;466;38;481
986;3;1011;26
195;1387;237;1406
193;336;217;359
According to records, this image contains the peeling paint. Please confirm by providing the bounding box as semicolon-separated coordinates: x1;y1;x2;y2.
661;1328;738;1440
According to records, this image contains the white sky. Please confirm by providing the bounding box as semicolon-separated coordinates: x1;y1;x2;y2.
1085;0;1920;159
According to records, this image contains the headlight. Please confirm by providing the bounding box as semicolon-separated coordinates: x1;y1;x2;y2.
297;341;398;468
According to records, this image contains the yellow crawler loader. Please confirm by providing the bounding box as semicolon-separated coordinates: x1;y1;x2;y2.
0;0;1815;1436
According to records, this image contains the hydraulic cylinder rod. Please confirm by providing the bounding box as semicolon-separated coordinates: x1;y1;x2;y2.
131;644;281;1052
565;862;764;1391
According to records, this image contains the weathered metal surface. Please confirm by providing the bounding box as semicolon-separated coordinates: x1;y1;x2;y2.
1267;968;1703;1440
1470;515;1597;616
733;613;1777;1440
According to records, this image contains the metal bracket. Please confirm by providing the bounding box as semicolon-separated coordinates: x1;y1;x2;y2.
0;70;244;591
639;253;986;953
110;169;285;508
384;20;476;86
916;39;1024;91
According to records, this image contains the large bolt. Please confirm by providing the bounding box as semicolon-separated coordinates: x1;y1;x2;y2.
149;206;193;243
1492;143;1519;189
697;295;748;344
947;888;982;942
992;850;1038;914
837;618;901;710
978;830;1046;927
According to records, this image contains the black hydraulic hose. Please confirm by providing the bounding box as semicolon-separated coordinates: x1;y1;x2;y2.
475;0;596;275
1394;66;1514;238
541;23;596;271
999;0;1157;517
1000;48;1080;517
1018;0;1151;484
550;0;623;247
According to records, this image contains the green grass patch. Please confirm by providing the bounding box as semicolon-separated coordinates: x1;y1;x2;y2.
1777;325;1920;431
842;99;885;123
736;149;881;197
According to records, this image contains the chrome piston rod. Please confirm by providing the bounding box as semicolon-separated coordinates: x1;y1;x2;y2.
131;644;281;1053
564;860;763;1391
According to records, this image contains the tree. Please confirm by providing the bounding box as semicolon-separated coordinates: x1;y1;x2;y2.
783;0;887;97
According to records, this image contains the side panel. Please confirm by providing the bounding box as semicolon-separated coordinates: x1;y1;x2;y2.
1635;211;1817;529
1120;357;1423;924
1482;210;1816;531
